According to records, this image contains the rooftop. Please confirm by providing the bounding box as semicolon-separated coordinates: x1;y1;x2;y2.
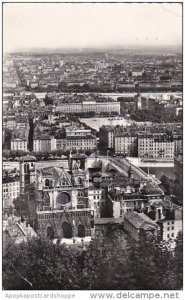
20;155;36;162
124;211;159;230
94;217;123;225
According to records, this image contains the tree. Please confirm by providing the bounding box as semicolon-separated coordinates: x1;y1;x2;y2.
160;175;174;195
2;229;182;290
81;230;130;290
3;237;82;290
13;196;29;218
127;233;176;290
44;95;54;106
174;231;183;289
2;150;11;159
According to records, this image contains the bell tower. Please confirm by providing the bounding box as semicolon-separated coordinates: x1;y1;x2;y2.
70;154;87;187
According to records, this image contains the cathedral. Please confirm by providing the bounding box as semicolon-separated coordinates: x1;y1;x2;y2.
35;154;93;239
20;154;94;239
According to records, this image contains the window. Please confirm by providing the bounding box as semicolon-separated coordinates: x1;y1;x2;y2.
171;226;174;230
172;233;174;238
167;227;170;231
167;234;170;238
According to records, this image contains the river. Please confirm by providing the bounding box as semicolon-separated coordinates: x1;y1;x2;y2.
9;91;182;101
3;91;182;103
141;167;175;181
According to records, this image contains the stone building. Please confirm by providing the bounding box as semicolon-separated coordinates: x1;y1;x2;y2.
35;154;94;239
124;211;159;241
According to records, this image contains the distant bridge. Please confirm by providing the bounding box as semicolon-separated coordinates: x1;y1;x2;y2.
86;156;162;187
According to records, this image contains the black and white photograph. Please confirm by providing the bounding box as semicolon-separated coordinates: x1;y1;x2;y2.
2;0;183;295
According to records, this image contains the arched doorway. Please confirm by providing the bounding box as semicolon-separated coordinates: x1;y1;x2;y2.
62;222;72;238
78;224;85;238
47;226;54;239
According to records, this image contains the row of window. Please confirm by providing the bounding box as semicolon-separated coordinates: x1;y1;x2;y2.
3;182;19;186
67;140;96;144
167;233;174;238
59;108;119;112
167;221;174;225
4;192;18;197
167;226;174;231
90;190;101;194
11;146;27;150
115;139;136;142
94;201;104;207
139;145;173;149
3;187;19;192
67;146;93;150
11;141;27;144
93;195;101;200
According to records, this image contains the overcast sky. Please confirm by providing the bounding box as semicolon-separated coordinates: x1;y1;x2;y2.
3;2;182;52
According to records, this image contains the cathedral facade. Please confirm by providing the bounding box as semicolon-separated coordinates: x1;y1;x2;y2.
34;154;94;239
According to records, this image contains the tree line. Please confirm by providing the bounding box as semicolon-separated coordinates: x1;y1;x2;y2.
3;229;183;290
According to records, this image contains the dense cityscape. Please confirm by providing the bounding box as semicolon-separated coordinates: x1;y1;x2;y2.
3;49;183;290
2;2;183;292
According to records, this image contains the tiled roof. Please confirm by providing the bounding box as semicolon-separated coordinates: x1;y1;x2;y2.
124;211;158;230
94;217;123;225
40;166;72;186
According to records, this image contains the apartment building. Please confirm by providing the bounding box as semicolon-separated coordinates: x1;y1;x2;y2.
88;187;105;218
33;136;56;152
11;138;28;152
56;101;120;114
6;117;16;130
157;208;182;242
3;176;20;208
66;135;97;151
65;127;92;137
138;134;174;158
115;135;138;156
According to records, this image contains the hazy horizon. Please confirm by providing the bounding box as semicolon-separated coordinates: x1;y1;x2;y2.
3;3;182;53
5;45;182;55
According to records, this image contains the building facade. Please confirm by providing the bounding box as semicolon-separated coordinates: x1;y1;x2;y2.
35;154;94;239
56;101;120;114
11;138;28;152
124;211;159;241
33;137;56;152
115;135;138;156
3;176;20;208
138;135;174;158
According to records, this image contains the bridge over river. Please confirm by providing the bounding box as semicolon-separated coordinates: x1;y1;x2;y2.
86;156;162;187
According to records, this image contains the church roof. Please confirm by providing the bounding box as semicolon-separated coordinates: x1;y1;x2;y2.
40;166;72;186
